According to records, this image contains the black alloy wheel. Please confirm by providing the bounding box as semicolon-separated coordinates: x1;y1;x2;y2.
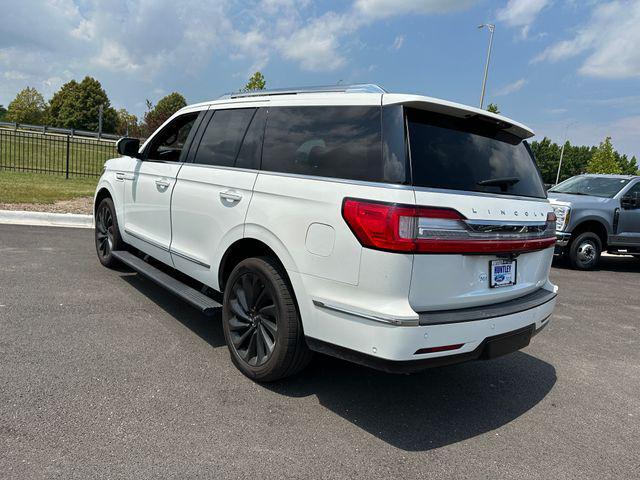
96;203;115;259
94;197;124;268
222;256;312;382
227;271;279;367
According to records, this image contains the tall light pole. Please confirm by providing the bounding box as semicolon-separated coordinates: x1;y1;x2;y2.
555;121;578;185
478;23;495;109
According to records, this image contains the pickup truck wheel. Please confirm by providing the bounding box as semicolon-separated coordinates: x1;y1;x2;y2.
222;256;312;382
95;197;125;268
568;232;601;270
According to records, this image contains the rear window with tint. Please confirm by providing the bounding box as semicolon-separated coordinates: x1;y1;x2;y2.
261;106;406;184
407;108;546;198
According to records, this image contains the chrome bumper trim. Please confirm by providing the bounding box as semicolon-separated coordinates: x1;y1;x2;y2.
312;300;419;327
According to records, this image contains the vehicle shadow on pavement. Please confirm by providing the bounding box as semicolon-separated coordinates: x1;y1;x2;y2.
120;273;226;348
267;352;556;452
553;255;640;273
118;270;556;453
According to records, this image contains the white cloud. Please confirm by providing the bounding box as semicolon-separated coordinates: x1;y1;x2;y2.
496;0;551;38
533;1;640;79
93;42;141;73
276;12;355;71
494;78;526;96
0;0;478;102
355;0;477;19
272;1;476;71
391;35;405;51
3;71;29;81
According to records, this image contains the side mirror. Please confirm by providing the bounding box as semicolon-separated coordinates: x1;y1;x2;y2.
116;137;141;158
621;192;640;209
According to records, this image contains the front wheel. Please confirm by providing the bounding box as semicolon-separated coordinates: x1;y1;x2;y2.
222;256;312;382
95;197;125;268
568;232;602;270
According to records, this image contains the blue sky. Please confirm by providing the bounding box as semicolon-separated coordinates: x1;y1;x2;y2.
1;0;639;158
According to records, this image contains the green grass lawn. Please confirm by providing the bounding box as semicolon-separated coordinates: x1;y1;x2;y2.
0;171;98;204
0;128;116;177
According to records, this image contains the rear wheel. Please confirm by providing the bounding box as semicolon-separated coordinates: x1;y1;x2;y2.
95;197;125;268
222;256;312;382
568;232;601;270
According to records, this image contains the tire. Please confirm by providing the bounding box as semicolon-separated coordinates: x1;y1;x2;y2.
222;256;312;382
95;197;125;268
568;232;602;270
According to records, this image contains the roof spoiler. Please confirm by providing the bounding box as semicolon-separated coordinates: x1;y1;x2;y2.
383;94;535;140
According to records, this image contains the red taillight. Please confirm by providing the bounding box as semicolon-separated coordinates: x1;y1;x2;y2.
341;199;463;252
342;198;557;254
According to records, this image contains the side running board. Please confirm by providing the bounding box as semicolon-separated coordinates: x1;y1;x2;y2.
111;250;221;316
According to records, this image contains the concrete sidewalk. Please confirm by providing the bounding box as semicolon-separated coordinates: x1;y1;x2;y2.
0;209;93;228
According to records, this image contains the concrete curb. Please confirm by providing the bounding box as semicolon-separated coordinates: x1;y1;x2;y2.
0;210;93;229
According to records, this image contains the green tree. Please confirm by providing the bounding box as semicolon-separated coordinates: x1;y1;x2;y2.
614;152;638;175
530;137;562;183
0;104;7;121
5;87;47;124
486;103;500;114
47;77;117;132
115;108;141;137
142;92;187;136
242;71;266;92
586;137;622;174
47;80;79;127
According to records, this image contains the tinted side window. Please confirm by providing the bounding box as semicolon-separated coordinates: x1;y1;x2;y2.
193;108;256;167
236;108;266;170
262;106;395;183
146;113;199;162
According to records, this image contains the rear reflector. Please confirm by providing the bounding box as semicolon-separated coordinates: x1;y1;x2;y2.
414;343;465;355
342;198;557;254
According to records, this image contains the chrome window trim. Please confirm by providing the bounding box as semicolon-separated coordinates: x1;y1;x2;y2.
179;162;259;175
178;162;412;189
257;169;411;190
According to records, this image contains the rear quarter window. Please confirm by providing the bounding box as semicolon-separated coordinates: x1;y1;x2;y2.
407;108;546;198
261;106;406;184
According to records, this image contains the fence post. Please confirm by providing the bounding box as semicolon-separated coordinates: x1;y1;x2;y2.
65;135;70;179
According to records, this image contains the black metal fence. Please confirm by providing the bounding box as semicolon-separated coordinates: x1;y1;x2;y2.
0;127;118;178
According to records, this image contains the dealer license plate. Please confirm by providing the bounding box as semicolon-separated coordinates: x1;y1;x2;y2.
490;259;517;288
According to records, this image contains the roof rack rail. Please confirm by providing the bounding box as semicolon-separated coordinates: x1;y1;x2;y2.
218;83;387;100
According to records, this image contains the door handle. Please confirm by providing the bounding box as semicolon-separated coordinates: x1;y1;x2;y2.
155;179;171;188
219;190;242;202
115;172;134;181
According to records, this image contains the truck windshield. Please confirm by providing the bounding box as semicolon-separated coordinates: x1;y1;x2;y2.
548;176;631;198
406;108;546;198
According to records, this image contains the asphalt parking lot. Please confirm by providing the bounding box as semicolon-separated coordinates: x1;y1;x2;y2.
1;224;638;479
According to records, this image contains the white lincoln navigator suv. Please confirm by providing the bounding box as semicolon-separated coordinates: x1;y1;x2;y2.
94;84;558;381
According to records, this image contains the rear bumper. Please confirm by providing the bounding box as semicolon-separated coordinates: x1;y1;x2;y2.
305;288;557;367
418;288;556;325
307;321;549;374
